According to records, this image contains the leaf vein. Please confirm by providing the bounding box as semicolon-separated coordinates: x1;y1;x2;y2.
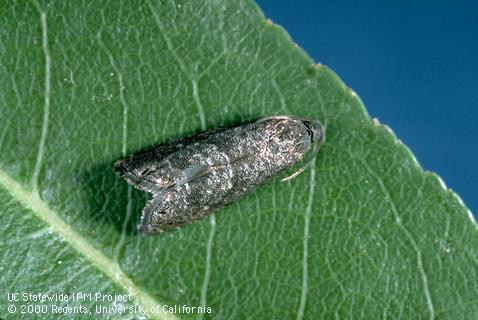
360;159;436;319
31;6;51;194
200;215;216;319
329;143;436;318
296;163;316;320
0;169;177;320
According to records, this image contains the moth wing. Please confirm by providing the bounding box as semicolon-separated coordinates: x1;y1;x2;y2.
138;192;165;235
117;127;224;170
150;128;223;161
116;128;226;192
173;163;219;187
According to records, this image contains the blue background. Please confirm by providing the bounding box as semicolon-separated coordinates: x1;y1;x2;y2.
256;0;478;217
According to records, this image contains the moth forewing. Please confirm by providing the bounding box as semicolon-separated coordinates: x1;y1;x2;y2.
115;115;325;235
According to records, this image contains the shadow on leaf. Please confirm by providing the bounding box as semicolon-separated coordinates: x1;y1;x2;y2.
79;115;262;240
80;159;149;237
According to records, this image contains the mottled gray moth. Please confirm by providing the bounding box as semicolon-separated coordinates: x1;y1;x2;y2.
115;115;325;235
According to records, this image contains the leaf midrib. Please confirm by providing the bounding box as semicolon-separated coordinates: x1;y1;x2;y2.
0;168;177;320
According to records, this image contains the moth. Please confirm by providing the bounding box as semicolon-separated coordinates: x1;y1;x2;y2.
115;115;325;235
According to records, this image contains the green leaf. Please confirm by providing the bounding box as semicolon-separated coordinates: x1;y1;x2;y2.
1;1;477;319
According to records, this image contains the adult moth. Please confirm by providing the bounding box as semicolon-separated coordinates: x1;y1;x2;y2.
115;115;324;235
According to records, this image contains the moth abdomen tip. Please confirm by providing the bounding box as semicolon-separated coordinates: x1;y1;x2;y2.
114;159;128;177
138;227;150;236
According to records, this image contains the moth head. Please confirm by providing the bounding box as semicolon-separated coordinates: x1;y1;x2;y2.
261;115;325;147
278;117;325;182
302;119;325;145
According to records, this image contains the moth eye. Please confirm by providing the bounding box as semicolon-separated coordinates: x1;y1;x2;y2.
303;123;314;140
